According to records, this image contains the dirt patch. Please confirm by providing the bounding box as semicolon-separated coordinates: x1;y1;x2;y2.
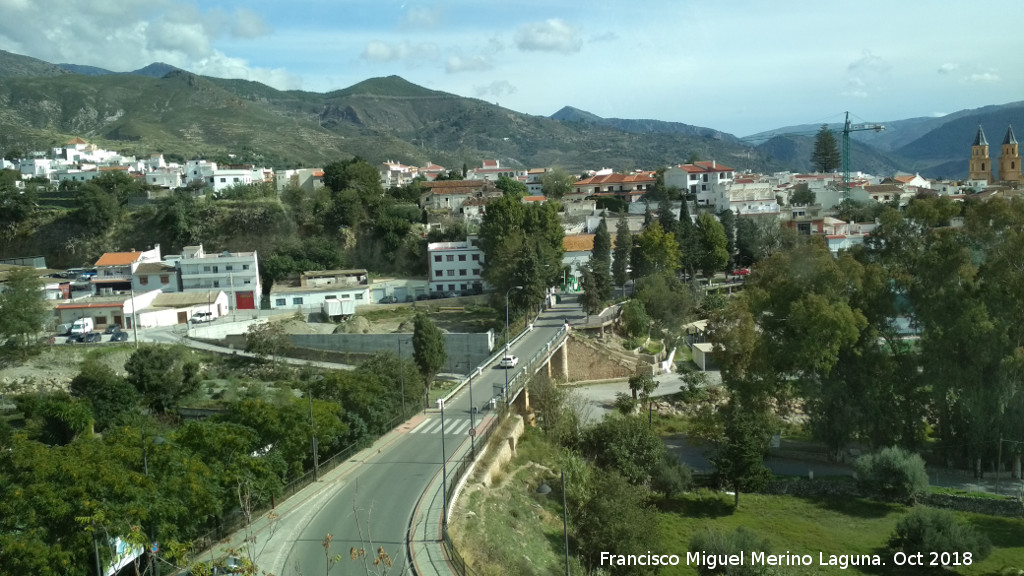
566;335;636;381
0;346;134;396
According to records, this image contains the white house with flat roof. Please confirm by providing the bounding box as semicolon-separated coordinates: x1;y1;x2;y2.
427;237;485;295
269;270;371;311
178;244;261;310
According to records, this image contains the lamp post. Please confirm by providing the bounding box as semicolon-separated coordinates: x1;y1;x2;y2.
440;398;448;527
504;285;523;405
141;430;164;576
308;375;323;482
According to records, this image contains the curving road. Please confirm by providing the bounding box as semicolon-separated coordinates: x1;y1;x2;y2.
256;295;582;576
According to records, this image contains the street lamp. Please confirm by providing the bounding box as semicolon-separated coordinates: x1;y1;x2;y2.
141;429;164;576
440;399;448;527
504;285;523;404
308;375;324;482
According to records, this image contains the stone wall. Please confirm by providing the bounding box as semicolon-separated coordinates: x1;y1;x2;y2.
288;332;494;374
567;335;636;381
480;416;525;487
919;493;1024;518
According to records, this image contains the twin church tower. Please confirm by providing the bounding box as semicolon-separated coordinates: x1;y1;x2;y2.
969;125;1020;183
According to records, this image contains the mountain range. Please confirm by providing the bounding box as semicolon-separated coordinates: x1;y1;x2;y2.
1;48;1022;180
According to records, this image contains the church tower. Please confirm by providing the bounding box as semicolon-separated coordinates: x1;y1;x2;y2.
998;125;1020;183
968;125;992;182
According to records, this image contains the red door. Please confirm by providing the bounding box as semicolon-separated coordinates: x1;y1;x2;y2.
236;291;256;310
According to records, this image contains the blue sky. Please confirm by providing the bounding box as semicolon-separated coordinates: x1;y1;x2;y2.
1;0;1022;136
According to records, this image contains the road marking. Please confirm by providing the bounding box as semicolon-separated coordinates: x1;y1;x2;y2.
409;418;475;435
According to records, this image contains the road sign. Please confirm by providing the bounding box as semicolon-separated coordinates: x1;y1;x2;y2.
468;427;477;437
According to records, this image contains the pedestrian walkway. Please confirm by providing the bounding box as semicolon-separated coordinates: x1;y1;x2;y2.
410;417;479;437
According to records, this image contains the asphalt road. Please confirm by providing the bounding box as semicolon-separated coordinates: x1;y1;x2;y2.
263;295;583;576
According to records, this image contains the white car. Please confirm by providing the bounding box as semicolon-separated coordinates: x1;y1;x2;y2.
499;355;519;368
190;312;214;324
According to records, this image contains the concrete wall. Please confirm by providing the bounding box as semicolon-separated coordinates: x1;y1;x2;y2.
289;330;495;374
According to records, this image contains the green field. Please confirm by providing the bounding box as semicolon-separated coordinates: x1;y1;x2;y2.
657;492;1024;576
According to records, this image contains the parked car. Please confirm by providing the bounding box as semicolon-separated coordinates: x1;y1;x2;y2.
65;333;85;344
190;312;214;324
110;331;130;342
104;325;122;334
84;332;103;343
734;268;751;276
499;355;519;368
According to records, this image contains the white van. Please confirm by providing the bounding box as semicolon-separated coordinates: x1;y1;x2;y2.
70;318;94;334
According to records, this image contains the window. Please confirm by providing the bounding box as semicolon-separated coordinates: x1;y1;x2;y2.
459;269;467;276
701;185;707;191
159;275;169;284
275;298;286;306
458;254;467;261
139;276;149;286
242;264;250;270
226;265;233;271
233;177;240;182
213;280;220;288
435;270;443;277
293;297;304;305
472;254;480;261
472;268;480;275
434;255;442;262
703;174;709;182
243;280;250;285
447;270;455;276
448;284;456;292
220;177;226;183
460;284;467;291
690;174;697;181
355;293;364;299
446;255;454;262
212;266;218;273
203;266;211;272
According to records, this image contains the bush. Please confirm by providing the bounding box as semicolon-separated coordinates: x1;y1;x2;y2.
582;415;665;485
688;526;772;576
651;454;693;498
887;508;991;564
855;446;929;502
623;336;644;350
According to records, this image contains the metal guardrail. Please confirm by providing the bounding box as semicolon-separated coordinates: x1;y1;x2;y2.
440;406;506;576
185;413;406;562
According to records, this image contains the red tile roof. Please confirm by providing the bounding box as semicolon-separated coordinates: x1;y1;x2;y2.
575;172;656;186
522;195;546;202
675;161;733;173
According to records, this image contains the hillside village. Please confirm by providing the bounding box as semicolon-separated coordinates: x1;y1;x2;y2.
2;122;1021;333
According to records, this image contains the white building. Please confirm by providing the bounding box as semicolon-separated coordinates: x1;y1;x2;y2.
269;270;371;311
132;262;180;293
427;237;485;295
92;245;163;295
664;161;735;207
715;182;780;215
379;160;419;188
178;245;261;310
467;159;527;182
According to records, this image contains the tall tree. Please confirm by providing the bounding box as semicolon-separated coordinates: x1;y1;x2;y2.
677;198;698;277
496;174;528;197
694;213;729;276
717;209;737;270
630;222;681;280
790;183;816;206
479;196;564;307
413;314;446;408
811;124;841;173
591;218;613;301
612;216;632;294
578;263;605;317
539;167;576;199
0;267;48;352
124;346;201;414
657;195;677;234
711;399;772;507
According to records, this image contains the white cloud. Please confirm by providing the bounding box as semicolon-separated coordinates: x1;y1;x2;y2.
514;19;582;54
446;55;492;73
967;71;1000;83
231;8;270;39
401;5;441;29
474;80;517;99
360;41;439;64
937;62;958;75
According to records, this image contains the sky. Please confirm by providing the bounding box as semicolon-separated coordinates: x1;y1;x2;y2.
1;0;1022;137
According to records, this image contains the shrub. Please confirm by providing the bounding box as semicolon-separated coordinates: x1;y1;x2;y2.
689;526;772;576
855;446;929;502
887;508;991;564
651;454;693;498
582;415;665;485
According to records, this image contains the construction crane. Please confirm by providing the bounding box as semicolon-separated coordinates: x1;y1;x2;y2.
742;111;885;199
840;111;885;197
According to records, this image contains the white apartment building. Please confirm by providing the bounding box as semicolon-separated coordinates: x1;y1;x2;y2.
467;159;527;181
427;237;485;295
178;245;261;310
664;161;735;206
714;182;780;215
269;270;371;311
